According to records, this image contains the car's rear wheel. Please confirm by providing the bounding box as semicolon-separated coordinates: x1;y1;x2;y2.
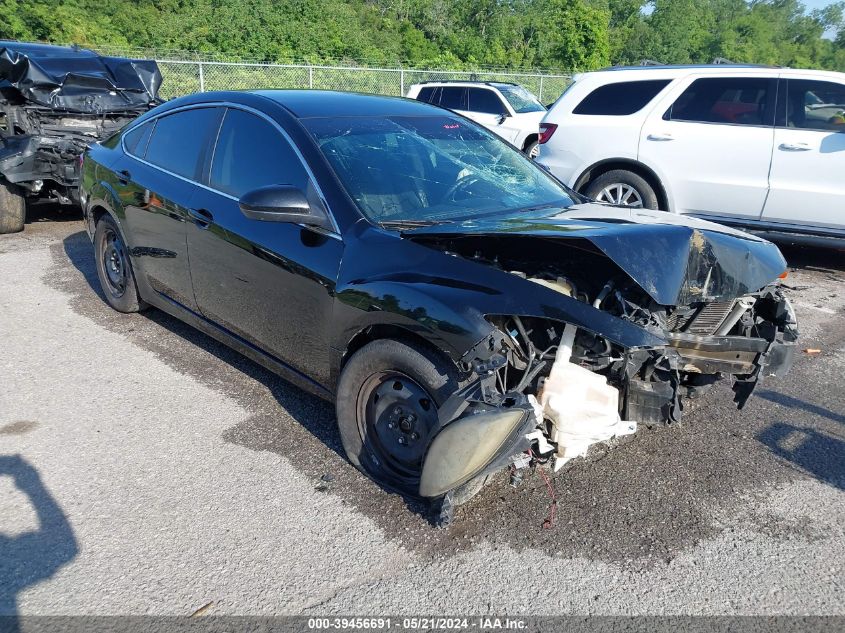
0;179;26;234
336;339;461;497
585;170;659;210
94;214;147;313
524;140;540;159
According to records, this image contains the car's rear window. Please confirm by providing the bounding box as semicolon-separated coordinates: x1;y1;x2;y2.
573;79;671;116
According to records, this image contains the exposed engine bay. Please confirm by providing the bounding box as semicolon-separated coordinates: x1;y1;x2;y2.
411;233;799;521
0;102;141;204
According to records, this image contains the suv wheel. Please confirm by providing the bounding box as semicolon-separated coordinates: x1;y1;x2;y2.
524;140;540;159
585;170;659;210
0;180;26;234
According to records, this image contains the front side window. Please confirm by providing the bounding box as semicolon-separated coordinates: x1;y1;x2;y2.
210;108;308;198
304;115;574;224
467;88;508;115
665;77;775;126
144;108;220;179
573;79;670;116
498;85;545;113
780;79;845;132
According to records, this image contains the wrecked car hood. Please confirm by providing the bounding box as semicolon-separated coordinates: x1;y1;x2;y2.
0;43;161;113
402;203;787;306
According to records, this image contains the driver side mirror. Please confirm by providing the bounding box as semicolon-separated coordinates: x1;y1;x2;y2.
497;112;511;125
239;185;334;231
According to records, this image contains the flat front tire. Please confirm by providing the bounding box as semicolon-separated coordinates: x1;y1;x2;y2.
93;214;147;313
0;180;25;234
336;339;461;497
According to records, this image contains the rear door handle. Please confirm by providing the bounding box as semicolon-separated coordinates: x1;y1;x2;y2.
647;133;674;141
778;142;811;152
187;207;214;228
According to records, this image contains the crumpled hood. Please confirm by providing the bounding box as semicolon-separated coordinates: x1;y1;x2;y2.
402;203;787;306
0;44;161;113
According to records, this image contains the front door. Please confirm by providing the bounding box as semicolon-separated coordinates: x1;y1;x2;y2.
762;77;845;231
186;107;343;385
639;75;776;219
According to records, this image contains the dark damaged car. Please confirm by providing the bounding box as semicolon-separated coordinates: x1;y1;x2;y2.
80;91;798;522
0;41;161;233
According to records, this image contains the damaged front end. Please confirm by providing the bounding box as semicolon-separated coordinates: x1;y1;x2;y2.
411;224;799;519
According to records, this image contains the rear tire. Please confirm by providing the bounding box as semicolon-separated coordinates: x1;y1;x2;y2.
523;140;539;159
93;214;147;313
336;339;461;497
0;180;26;234
584;169;659;210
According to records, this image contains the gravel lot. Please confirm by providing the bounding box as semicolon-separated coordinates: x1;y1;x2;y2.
1;210;844;616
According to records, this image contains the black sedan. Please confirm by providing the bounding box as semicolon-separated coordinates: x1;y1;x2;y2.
81;90;798;522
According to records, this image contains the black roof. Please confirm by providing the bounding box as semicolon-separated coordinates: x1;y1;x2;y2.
252;89;443;118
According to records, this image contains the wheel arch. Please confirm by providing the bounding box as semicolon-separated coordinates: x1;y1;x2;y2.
574;158;670;211
522;133;539;152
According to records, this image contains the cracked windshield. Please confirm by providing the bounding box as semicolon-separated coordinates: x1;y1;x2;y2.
305;115;574;225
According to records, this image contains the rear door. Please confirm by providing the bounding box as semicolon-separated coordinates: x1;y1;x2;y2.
762;77;845;231
639;75;776;219
186;107;342;385
119;107;222;309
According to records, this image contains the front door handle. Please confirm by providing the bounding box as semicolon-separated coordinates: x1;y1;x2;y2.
647;133;675;141
187;207;214;228
117;169;131;183
778;142;812;152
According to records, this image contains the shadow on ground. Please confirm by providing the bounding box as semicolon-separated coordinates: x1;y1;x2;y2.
0;455;77;630
45;228;845;566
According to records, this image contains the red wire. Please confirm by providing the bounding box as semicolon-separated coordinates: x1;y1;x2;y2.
529;448;557;529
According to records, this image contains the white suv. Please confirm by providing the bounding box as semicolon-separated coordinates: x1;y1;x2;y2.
406;81;546;157
537;65;845;242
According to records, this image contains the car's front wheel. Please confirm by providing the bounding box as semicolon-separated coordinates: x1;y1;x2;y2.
584;169;659;210
94;214;147;313
0;179;26;234
336;339;462;497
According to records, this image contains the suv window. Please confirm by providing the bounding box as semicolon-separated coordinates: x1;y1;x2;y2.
144;108;220;179
416;86;436;103
665;77;775;126
467;88;508;115
123;120;154;157
210;108;309;198
780;79;845;132
573;80;670;116
439;86;467;110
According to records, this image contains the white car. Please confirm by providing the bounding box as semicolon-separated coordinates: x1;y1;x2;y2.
537;65;845;243
406;81;546;157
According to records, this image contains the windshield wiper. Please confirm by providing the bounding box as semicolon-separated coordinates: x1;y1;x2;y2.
379;219;447;229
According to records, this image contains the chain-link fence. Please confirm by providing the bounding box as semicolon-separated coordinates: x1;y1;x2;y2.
154;59;573;103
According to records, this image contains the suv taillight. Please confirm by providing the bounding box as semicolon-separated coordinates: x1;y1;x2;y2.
538;123;557;144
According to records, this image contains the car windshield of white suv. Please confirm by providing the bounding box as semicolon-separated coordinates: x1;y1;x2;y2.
305;114;573;225
498;85;546;113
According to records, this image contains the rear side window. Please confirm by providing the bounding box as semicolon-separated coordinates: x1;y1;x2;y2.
144;108;221;179
416;87;435;102
210;108;309;198
665;77;775;126
439;86;467;110
779;79;845;132
573;80;670;115
467;88;508;115
123;120;154;157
